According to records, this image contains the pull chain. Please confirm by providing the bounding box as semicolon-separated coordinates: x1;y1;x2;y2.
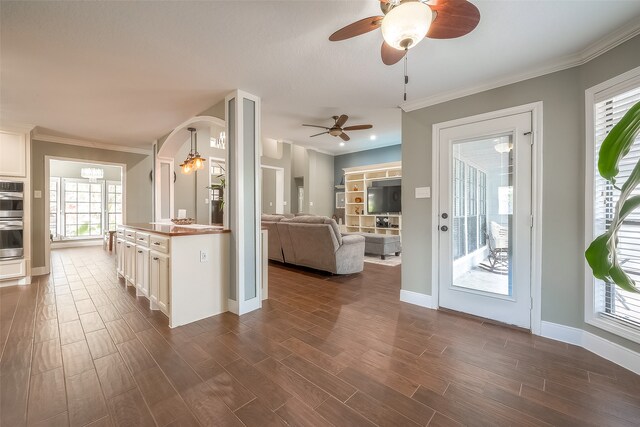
403;52;408;102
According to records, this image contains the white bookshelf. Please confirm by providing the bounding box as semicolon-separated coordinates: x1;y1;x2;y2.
343;161;402;236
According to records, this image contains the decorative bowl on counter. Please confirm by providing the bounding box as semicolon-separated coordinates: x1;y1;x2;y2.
171;218;195;225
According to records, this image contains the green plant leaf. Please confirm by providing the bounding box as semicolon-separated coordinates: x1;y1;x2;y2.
598;101;640;184
585;233;614;281
608;263;639;293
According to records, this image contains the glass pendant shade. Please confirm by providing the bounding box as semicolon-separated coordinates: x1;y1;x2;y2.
180;127;205;174
381;2;433;50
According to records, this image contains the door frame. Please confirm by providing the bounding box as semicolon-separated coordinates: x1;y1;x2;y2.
260;165;285;214
431;102;543;334
44;155;127;276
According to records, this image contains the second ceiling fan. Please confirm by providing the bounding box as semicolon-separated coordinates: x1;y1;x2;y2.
303;115;372;142
329;0;481;65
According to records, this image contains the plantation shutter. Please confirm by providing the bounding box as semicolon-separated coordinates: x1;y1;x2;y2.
593;85;640;329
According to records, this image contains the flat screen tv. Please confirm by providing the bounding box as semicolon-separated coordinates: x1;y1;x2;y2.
367;185;401;214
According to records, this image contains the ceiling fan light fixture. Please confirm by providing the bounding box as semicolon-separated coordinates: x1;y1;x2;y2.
381;1;433;51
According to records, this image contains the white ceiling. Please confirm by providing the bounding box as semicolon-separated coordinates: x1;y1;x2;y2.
2;1;640;155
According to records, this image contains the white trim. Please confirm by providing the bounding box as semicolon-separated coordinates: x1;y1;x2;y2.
401;20;640;112
225;90;263;316
584;65;640;345
32;131;151;155
31;267;49;276
400;290;436;309
0;276;31;287
157;116;226;158
540;321;640;375
44;156;127;275
154;157;175;222
430;102;544;333
51;239;102;249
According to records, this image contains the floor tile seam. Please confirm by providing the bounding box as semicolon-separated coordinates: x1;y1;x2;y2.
127;329;208;426
27;279;58;425
0;281;24;364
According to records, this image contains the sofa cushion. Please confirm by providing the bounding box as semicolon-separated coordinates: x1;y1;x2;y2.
261;214;285;222
283;216;342;245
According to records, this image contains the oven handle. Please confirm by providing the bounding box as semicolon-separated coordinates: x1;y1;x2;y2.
0;193;24;200
0;220;23;230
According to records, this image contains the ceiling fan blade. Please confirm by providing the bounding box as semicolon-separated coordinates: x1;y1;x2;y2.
302;124;330;129
381;41;406;65
339;132;350;142
335;115;349;128
310;131;329;138
426;0;480;39
329;16;384;42
343;124;373;131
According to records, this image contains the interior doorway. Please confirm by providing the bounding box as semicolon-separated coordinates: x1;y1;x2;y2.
261;166;284;215
435;111;534;329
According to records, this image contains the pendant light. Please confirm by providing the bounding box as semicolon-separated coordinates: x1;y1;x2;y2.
180;127;206;175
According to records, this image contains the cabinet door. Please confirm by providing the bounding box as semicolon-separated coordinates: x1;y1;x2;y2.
115;239;124;276
135;247;149;297
157;255;170;315
150;252;169;313
124;243;135;285
0;131;26;177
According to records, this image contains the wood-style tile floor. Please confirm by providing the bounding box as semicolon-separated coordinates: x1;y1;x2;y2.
1;246;640;426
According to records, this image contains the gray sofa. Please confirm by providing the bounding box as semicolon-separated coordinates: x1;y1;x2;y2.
261;214;365;274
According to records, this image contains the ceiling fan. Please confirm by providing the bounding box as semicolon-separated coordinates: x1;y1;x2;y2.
329;0;480;65
303;115;372;142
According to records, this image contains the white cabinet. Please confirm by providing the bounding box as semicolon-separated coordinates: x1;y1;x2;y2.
150;251;170;315
135;246;150;297
115;238;125;277
123;241;135;285
0;130;26;177
0;258;26;280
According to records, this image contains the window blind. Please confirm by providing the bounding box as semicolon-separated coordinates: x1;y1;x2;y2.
593;85;640;330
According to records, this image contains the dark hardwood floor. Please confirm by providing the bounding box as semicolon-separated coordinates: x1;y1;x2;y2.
1;246;639;426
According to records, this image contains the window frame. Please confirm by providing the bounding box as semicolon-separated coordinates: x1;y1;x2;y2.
585;65;640;344
61;177;105;239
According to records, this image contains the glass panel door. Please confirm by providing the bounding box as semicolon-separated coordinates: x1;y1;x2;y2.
438;111;532;328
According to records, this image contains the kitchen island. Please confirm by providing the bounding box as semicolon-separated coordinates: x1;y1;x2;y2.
116;223;230;327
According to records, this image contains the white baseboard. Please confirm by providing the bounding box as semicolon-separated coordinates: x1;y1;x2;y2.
400;289;436;309
31;266;50;276
0;276;31;287
540;321;640;375
51;239;102;249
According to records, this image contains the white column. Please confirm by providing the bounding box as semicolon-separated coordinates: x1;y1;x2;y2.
225;90;262;315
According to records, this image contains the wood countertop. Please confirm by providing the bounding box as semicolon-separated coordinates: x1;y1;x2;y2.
124;223;231;236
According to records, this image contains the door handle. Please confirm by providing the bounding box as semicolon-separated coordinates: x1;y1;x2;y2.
440;225;448;232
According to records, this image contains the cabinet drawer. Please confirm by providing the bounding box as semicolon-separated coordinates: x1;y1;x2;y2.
124;229;136;242
149;234;169;253
116;228;125;239
0;258;26;280
135;232;150;247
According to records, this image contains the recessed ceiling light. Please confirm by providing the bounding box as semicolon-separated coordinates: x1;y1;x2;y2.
370;135;377;141
339;142;345;146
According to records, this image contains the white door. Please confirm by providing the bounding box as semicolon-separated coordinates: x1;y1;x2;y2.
437;112;532;328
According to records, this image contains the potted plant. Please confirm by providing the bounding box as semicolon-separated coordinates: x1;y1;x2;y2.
206;163;226;214
585;100;640;293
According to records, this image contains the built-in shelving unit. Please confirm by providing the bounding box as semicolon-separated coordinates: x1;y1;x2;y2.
343;161;401;236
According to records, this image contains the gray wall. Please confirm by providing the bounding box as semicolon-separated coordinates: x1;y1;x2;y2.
31;140;153;268
308;150;335;217
261;168;277;214
333;144;401;186
402;34;640;352
173;125;226;222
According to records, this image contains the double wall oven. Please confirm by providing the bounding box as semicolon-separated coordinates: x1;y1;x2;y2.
0;181;24;259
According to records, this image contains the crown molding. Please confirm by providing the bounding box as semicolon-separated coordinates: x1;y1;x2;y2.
401;20;640;112
0;122;36;133
32;131;152;155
